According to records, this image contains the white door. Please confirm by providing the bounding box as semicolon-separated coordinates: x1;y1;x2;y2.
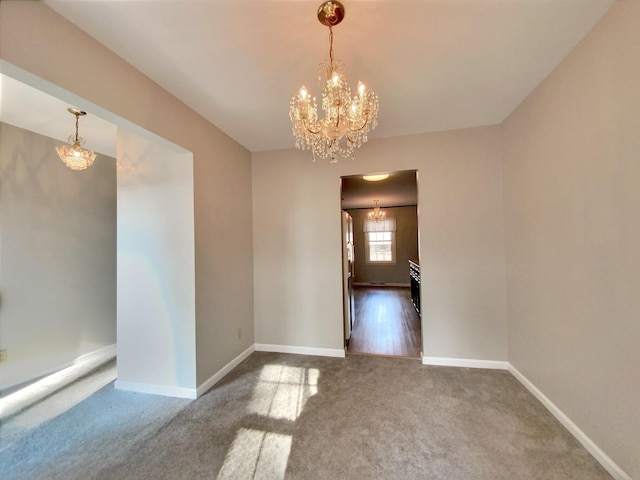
341;211;355;344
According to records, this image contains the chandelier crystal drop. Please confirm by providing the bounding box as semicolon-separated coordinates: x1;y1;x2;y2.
56;108;96;171
290;1;379;163
368;200;385;222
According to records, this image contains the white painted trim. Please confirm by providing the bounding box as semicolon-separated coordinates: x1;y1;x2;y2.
422;356;509;370
2;362;73;393
418;358;630;479
353;282;410;288
196;345;255;397
508;365;631;480
0;61;190;156
1;344;117;418
1;344;117;394
255;343;346;358
75;344;117;365
115;380;197;400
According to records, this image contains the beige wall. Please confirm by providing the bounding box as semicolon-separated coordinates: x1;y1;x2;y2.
0;122;116;392
0;1;254;387
253;126;508;361
347;206;418;285
502;1;640;477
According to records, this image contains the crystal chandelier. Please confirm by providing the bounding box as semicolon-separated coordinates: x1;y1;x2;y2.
56;108;96;171
368;200;385;222
290;1;379;163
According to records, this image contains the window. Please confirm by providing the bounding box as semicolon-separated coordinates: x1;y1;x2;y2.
366;231;395;263
364;217;396;264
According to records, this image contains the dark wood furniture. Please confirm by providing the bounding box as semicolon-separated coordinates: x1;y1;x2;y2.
409;260;421;316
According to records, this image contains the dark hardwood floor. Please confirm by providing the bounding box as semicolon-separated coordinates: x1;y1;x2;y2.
347;286;422;359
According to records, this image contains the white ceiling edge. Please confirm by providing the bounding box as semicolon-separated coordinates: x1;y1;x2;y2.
0;61;192;160
0;73;118;158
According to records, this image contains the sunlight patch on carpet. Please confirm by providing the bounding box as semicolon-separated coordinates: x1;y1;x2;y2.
217;428;292;480
0;363;117;453
247;364;319;422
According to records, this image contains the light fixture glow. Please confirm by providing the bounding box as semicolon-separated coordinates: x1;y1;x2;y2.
56;108;96;171
290;1;379;163
368;199;385;222
362;173;389;182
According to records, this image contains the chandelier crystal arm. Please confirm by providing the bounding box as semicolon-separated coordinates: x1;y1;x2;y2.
349;113;370;133
303;118;322;136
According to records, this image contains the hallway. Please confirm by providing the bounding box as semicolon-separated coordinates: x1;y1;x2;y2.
347;286;422;358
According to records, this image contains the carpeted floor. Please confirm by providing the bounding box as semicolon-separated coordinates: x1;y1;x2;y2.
0;352;612;480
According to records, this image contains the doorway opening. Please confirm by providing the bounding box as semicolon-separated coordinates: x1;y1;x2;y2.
340;170;422;359
1;64;196;412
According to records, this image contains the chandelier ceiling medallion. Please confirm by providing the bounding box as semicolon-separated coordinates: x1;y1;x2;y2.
56;108;96;171
290;1;379;163
368;199;385;222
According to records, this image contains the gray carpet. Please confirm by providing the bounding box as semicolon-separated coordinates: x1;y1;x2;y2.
0;352;612;479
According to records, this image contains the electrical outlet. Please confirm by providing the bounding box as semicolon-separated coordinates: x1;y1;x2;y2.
237;328;242;340
0;350;7;362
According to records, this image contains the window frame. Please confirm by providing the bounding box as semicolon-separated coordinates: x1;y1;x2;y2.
364;230;397;265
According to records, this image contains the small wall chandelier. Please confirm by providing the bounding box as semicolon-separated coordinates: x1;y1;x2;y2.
56;108;96;171
290;1;379;163
368;200;385;222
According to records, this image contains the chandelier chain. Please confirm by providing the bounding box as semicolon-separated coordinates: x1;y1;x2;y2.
329;25;334;69
74;113;80;143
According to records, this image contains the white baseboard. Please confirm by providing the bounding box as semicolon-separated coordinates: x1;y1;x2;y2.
1;344;117;418
419;357;630;479
353;282;410;288
255;343;346;358
422;356;509;370
115;380;197;400
196;345;255;397
508;365;631;480
1;344;117;394
75;344;117;366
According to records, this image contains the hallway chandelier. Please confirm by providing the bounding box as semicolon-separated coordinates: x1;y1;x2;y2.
289;1;379;163
368;200;385;222
56;108;96;171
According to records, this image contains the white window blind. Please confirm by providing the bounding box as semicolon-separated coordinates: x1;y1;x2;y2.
363;217;396;232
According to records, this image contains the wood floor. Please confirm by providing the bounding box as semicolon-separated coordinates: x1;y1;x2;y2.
347;286;422;359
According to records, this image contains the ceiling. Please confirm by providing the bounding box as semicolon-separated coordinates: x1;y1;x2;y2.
0;74;117;157
1;1;615;211
41;0;614;154
341;170;417;210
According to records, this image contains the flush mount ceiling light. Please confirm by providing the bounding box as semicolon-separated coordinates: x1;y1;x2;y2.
368;199;385;222
363;173;389;182
56;108;96;171
290;1;379;163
